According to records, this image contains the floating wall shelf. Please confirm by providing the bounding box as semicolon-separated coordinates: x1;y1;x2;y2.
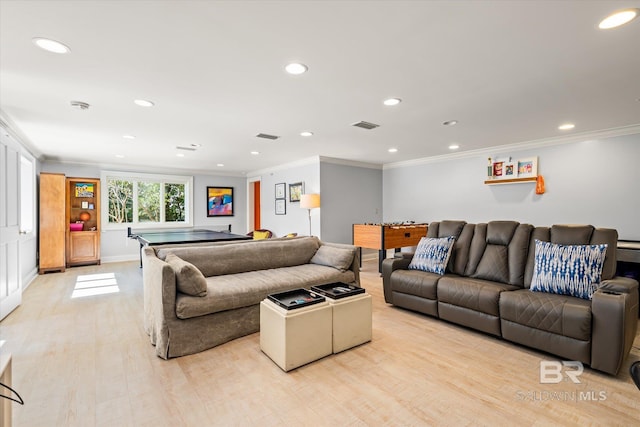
484;177;537;185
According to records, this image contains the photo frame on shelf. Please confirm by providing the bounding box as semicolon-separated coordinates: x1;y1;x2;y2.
288;182;304;202
207;186;234;217
275;199;286;215
491;157;510;179
503;161;517;179
275;183;285;199
81;201;89;209
517;157;538;178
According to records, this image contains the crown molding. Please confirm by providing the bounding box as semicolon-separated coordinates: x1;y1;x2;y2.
0;112;43;159
246;156;320;178
383;124;640;170
41;158;247;178
319;156;382;170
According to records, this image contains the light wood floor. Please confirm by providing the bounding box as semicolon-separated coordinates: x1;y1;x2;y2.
1;259;639;426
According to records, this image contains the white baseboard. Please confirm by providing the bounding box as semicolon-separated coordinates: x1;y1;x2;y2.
101;255;139;264
22;267;38;291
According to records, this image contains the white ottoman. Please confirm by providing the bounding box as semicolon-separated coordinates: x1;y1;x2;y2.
260;298;332;372
325;292;372;353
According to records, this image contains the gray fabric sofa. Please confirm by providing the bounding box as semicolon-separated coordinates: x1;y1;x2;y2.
143;236;360;359
382;220;639;375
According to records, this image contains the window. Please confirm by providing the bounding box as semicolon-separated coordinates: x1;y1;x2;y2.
101;171;193;229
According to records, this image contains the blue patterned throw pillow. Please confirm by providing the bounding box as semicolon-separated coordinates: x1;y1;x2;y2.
408;236;456;275
530;239;608;300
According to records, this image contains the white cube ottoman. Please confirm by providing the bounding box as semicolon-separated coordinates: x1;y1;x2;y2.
324;293;372;353
260;298;332;372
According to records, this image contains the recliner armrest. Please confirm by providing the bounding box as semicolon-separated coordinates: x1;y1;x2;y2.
599;276;639;294
382;257;411;303
591;276;639;375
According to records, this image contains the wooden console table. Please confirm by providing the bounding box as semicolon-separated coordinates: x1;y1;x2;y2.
353;223;428;272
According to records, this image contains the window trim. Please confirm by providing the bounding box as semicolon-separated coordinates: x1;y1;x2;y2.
101;171;193;230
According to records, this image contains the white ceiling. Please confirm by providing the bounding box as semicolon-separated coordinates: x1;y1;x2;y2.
1;0;639;176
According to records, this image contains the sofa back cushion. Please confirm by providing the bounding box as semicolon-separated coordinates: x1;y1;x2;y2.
157;236;321;277
465;221;533;286
524;225;618;287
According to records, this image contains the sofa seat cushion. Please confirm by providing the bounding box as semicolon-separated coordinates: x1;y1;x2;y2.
176;264;356;319
390;269;441;300
438;276;518;316
500;289;591;341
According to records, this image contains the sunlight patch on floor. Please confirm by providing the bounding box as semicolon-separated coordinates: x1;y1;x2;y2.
72;272;120;298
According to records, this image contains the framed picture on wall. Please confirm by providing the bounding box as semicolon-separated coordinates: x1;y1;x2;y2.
207;186;234;217
275;183;285;199
289;182;303;202
275;199;286;215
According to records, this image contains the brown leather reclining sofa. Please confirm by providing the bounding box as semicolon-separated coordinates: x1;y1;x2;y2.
382;220;639;375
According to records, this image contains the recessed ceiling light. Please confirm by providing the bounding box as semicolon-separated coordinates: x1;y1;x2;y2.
251;151;260;155
176;153;185;157
217;163;224;167
443;120;458;126
32;37;70;54
285;63;308;75
300;131;314;137
449;144;460;150
134;99;155;107
599;8;639;29
558;123;575;130
383;98;402;106
115;154;125;158
388;148;398;153
190;143;201;147
123;135;136;140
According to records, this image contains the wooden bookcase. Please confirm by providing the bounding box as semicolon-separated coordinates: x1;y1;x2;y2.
38;173;67;273
65;177;101;266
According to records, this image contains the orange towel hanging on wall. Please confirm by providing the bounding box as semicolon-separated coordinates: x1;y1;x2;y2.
536;175;545;195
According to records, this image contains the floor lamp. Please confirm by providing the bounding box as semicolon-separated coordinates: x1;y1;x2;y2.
300;193;320;236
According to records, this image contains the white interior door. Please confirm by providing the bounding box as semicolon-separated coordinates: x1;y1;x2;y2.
0;134;22;320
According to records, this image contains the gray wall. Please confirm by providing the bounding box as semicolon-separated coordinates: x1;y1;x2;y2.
320;160;383;244
383;133;640;240
253;159;320;238
41;161;247;262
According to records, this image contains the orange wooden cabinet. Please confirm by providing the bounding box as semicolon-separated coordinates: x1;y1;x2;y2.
65;177;101;267
39;173;67;273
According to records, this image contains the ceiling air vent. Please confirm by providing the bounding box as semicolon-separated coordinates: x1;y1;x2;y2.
256;133;280;140
176;146;197;151
351;121;380;130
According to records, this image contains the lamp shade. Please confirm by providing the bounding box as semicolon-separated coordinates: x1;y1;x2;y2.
300;193;320;209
